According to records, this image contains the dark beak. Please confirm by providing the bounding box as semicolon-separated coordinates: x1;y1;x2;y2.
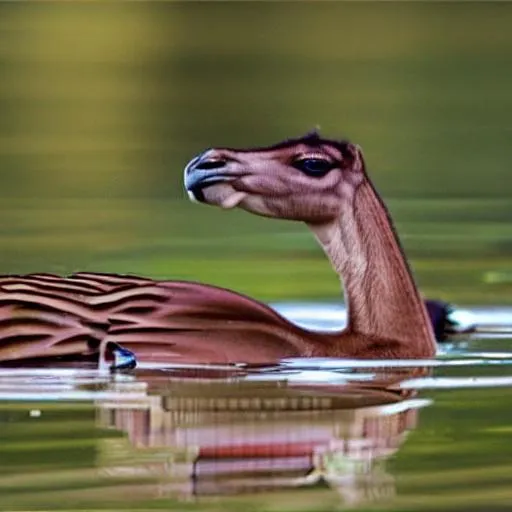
184;154;230;201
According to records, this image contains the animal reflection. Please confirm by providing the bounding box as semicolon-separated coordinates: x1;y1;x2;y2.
97;370;430;507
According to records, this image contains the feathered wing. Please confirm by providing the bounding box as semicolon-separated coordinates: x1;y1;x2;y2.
0;273;315;366
99;279;315;364
0;273;108;365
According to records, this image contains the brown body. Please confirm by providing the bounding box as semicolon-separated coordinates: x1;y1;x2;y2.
0;272;319;365
0;133;437;367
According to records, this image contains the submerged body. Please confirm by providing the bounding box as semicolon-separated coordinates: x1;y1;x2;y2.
0;272;306;365
0;272;459;367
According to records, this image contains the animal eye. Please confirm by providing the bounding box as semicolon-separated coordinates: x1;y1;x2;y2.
293;158;334;177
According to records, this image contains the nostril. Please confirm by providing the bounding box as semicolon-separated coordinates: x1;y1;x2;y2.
194;159;226;171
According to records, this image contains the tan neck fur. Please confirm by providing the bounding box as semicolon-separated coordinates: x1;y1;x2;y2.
309;179;436;353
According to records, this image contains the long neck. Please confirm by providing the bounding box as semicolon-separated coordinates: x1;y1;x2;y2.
309;179;436;351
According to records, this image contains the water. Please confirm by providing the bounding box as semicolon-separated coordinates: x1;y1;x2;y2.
1;304;512;511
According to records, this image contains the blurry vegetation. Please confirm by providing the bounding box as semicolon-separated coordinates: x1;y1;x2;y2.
0;2;511;305
1;5;511;511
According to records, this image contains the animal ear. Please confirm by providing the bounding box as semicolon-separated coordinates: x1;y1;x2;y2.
344;143;366;173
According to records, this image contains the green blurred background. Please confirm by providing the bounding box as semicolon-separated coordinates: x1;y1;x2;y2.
0;1;511;304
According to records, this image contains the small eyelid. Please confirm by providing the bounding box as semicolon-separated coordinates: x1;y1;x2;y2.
296;154;331;161
291;155;334;166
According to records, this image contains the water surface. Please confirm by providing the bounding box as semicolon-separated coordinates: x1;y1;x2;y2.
1;305;511;511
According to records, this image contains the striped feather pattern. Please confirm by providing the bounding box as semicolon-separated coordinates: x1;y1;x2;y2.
0;272;312;367
0;271;450;367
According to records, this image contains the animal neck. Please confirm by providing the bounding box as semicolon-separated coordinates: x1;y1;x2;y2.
309;179;436;351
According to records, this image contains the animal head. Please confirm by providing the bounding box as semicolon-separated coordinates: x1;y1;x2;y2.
184;132;368;223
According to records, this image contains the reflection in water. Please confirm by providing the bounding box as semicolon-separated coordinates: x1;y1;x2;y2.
1;347;512;510
97;372;430;507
